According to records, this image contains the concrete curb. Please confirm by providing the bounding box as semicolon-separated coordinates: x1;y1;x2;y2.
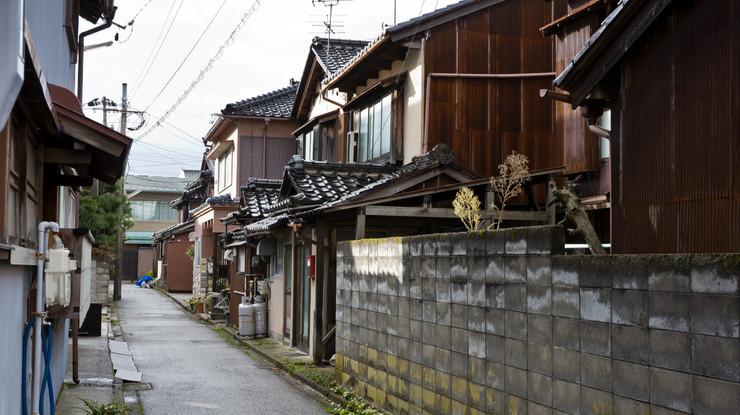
154;288;352;410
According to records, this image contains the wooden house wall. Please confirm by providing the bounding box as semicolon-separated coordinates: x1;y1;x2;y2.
237;119;298;182
612;1;740;253
552;0;602;174
423;0;561;178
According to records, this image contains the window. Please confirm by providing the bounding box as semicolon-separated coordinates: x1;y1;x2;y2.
130;201;178;222
217;148;233;191
303;130;316;161
273;242;284;276
351;93;393;162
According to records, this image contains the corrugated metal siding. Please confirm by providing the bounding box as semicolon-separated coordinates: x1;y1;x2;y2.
24;0;76;90
424;0;560;178
239;136;295;182
614;0;740;253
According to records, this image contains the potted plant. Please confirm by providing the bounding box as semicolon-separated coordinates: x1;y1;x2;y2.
78;398;129;415
187;296;203;313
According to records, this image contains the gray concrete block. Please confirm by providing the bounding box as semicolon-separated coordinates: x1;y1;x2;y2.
552;256;579;287
451;281;468;303
422;237;436;257
693;376;740;415
410;320;423;342
506;284;527;312
487;361;506;390
470;255;486;282
486;308;505;335
528;314;552;345
449;233;466;256
580;386;613;415
451;257;470;284
691;259;739;295
611;289;647;326
609;263;648;290
650;367;692;413
398;316;411;340
505;256;527;283
689;294;739;338
552;348;580;383
612;325;649;364
422;278;436;301
468;306;486;333
436;236;452;257
437;256;451;279
451;303;467;329
486;334;505;364
436;346;451;374
528;401;552;415
487;388;506;415
436;325;451;350
469;355;486;385
613;360;649;402
468;282;487;307
422;301;436;323
486;230;506;255
527;342;552;376
469;331;486;359
436;303;452;326
552;287;580;319
649;292;690;332
487;257;507;284
451;351;468;378
613;396;650;415
422;343;435;366
422;321;436;346
580;321;611;356
505;228;528;255
506;311;528;340
434;279;451;303
451;327;469;354
505;338;528;369
581;353;612;392
650;330;690;371
527;284;552;315
553;317;580;351
409;277;422;299
506;394;527;415
648;263;690;292
691;334;740;382
468;233;487;256
487;283;506;309
580;288;611;322
580;261;612;288
527;256;552;285
649;406;687;415
410;299;423;321
505;366;528;398
528;372;553;407
528;226;565;255
552;379;580;414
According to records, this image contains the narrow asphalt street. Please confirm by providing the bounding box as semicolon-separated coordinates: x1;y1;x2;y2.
117;284;325;415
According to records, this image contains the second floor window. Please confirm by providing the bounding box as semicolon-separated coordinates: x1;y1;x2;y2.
302;130;318;161
351;93;392;162
217;148;233;191
130;201;178;222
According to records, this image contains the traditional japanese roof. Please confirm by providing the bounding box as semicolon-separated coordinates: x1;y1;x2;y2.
170;169;213;208
221;179;282;224
266;156;397;214
125;175;190;195
153;220;195;241
312;37;370;74
554;0;673;106
222;80;299;119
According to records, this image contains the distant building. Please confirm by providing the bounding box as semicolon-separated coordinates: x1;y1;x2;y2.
124;175;190;280
179;169;201;180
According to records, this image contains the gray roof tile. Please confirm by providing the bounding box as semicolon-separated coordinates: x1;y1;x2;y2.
222;81;299;118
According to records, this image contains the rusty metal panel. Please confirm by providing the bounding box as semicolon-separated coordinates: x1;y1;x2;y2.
613;0;740;253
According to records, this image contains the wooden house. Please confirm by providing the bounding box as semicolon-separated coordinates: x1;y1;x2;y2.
552;0;740;253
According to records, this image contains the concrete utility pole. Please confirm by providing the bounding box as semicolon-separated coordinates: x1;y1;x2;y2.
102;96;107;127
114;83;128;302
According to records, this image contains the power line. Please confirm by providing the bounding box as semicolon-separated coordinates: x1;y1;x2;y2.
141;111;203;143
143;0;228;112
130;0;181;96
136;0;262;140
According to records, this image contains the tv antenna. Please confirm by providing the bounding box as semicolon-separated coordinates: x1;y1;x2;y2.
312;0;352;51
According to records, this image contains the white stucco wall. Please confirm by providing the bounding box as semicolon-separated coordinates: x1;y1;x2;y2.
308;85;344;120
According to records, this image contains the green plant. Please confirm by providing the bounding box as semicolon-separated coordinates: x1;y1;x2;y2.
452;186;482;232
78;398;129;415
185;245;195;259
79;179;133;260
187;295;204;306
326;386;383;415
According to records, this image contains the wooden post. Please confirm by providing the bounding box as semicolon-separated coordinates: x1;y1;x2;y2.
355;207;366;240
312;222;326;364
290;226;299;347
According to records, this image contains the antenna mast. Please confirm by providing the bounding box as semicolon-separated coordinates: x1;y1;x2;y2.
312;0;351;51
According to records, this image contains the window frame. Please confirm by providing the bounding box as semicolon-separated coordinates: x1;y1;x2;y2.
347;88;401;164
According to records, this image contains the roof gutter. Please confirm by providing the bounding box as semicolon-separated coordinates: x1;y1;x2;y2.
423;72;557;152
77;8;116;100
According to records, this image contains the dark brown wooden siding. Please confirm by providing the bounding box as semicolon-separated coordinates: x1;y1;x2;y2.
424;0;562;178
613;1;740;253
239;136;296;181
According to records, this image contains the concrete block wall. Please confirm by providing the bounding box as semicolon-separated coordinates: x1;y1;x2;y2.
92;259;110;305
335;226;740;415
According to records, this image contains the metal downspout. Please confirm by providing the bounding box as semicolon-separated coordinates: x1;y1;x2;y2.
77;18;115;100
33;222;59;415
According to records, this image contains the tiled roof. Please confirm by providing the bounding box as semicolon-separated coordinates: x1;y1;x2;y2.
125;175;190;194
311;37;370;75
222;179;282;224
222;81;299;118
266;156;397;214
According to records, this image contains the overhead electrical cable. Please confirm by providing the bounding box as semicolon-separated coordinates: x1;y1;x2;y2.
144;0;228;112
131;0;183;96
136;0;262;140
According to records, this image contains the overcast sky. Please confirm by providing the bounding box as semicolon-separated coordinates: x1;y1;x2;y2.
81;0;459;177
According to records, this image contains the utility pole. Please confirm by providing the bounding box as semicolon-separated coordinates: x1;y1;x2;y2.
102;96;108;127
394;0;397;25
114;83;128;302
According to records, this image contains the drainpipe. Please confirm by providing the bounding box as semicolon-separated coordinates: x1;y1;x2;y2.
422;72;557;152
588;123;610;139
33;222;59;415
262;118;270;178
77;12;116;100
321;88;345;108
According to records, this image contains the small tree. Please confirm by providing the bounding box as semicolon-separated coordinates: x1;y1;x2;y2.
79;179;133;260
452;187;482;232
489;152;530;230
